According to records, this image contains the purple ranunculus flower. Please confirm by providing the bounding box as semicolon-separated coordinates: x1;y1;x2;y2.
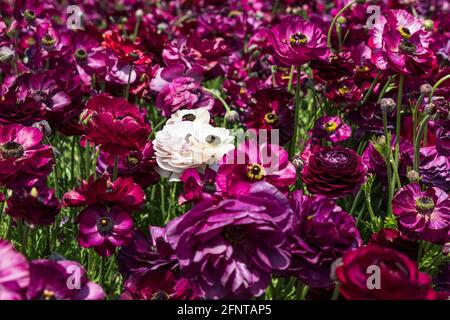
284;191;361;288
118;227;177;280
312;116;352;143
6;186;61;226
420;144;450;192
27;259;104;300
0;239;29;300
0;124;54;189
392;183;450;244
269;15;329;67
369;9;436;74
166;182;292;299
77;204;134;257
153;76;214;117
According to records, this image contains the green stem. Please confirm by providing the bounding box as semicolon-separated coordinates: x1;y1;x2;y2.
113;155;119;181
413;115;432;172
349;187;364;216
331;282;340;300
394;74;404;188
376;75;394;104
431;74;450;97
131;16;142;43
287;65;295;92
360;71;382;106
202;87;231;113
382;110;393;217
326;0;357;50
289;65;302;158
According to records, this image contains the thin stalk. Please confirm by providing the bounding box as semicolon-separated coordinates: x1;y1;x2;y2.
327;0;357;50
113;155;120;181
289;65;302;158
394;74;404;189
382;110;393;216
287;65;295;92
413;115;432;172
331;282;340;300
124;65;134;101
360;71;382;106
376;75;394;104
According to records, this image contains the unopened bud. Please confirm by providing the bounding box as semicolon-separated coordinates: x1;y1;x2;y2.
224;110;240;123
423;19;434;32
380;98;395;112
424;103;435;115
135;9;144;19
407;170;420;183
314;83;325;93
420;83;432;95
0;46;14;63
337;16;347;25
32;120;51;137
292;157;304;170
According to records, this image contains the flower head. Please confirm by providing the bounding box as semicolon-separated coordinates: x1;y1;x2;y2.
0;239;29;300
392;183;450;244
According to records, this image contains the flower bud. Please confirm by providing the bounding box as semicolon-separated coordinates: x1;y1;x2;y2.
380;98;395;112
224;110;240;123
0;46;14;63
407;170;421;183
135;9;144;19
32;120;52;137
424;103;435;115
291;156;304;170
420;83;432;95
337;16;347;25
423;19;434;31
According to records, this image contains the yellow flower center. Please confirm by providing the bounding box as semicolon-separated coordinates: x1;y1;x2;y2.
290;32;308;45
42;290;55;300
338;86;350;95
398;27;411;40
246;164;266;181
264;112;278;124
324;121;337;133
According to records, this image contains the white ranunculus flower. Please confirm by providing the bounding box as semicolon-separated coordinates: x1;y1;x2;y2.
165;107;210;126
154;117;235;181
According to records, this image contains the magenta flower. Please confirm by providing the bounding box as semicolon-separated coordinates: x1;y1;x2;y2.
166;182;292;299
77;205;134;257
178;168;222;205
369;9;436;74
312;116;352;143
0;239;29;300
420;146;450;192
6;186;61;226
82;94;151;156
0;124;54;189
392;183;450;244
27;259;104;300
63;176;145;211
269;15;329;66
217;142;296;197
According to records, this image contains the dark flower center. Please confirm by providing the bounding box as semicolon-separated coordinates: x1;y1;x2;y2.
223;226;246;245
323;121;337;133
398;27;411;40
264;112;278;124
41;34;56;49
202;179;216;193
182;113;196;121
415;196;435;214
24;9;36;21
399;40;416;54
74;48;88;61
246;164;265;181
356;65;369;73
151;291;169;300
41;289;56;300
97;217;114;234
205;135;221;145
1;141;24;159
127;154;140;167
290;32;308;45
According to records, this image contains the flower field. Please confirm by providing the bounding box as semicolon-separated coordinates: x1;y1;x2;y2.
0;0;449;300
